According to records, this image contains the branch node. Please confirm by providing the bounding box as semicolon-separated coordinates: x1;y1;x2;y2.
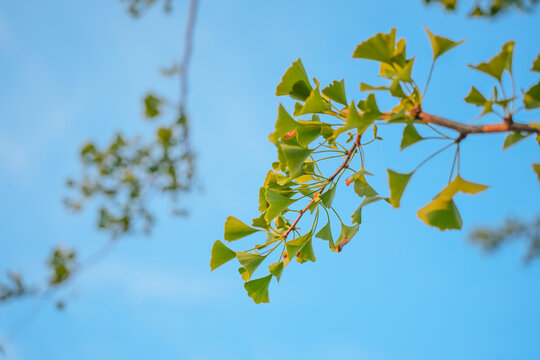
411;105;423;120
455;133;467;143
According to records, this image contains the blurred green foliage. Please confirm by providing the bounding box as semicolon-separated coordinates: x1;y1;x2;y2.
425;0;538;16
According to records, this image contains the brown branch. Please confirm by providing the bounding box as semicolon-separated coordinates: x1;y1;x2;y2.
416;112;540;136
281;135;361;240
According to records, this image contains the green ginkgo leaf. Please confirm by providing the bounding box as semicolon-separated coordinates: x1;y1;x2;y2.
424;26;464;60
524;82;540;109
352;29;397;64
469;41;514;81
236;252;265;279
320;185;337;208
280;143;313;179
464;87;488;106
418;198;462;230
533;163;540;181
265;189;296;222
400;123;423;150
335;223;359;252
503;132;530;149
224;216;260;241
210;240;236;270
322;79;348;106
286;232;313;261
268;262;284;282
532;54;540;73
276;58;312;100
417;175;488;230
294;87;331;116
268;104;298;144
244;275;272;304
315;221;334;249
388;170;413;208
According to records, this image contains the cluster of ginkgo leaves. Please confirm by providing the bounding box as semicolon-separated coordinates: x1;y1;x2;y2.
211;28;540;303
64;95;194;238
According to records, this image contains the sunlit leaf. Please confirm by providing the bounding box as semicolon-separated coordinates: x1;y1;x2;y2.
265;189;296;222
524;82;540;109
464;87;488;106
315;221;335;249
400;123;423;150
388;170;413;208
358;94;383;123
236;252;265;279
268;262;284;282
424;26;464;60
417;175;488;230
418;198;462;230
280;143;313;179
533;163;540;181
360;83;389;92
352;29;397;64
244;275;272;304
276;58;312;100
335;223;359;252
269;104;298;143
296;238;316;263
224;216;260;241
286;232;313;261
503;132;530;149
469;41;514;81
296;122;321;147
294;87;331;116
322;79;348;105
320;185;337;208
210;240;236;270
532;54;540;72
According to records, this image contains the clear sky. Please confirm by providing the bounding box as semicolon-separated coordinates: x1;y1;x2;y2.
1;0;539;359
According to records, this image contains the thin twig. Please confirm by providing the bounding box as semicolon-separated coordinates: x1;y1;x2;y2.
281;135;361;240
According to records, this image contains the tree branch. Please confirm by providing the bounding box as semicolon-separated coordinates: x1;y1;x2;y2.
417;111;540;136
282;134;361;240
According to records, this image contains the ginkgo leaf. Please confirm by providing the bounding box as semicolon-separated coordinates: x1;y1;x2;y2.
236;252;265;279
276;58;312;100
524;82;540;109
268;104;298;143
424;26;464;60
224;216;260;241
320;185;337;208
286;232;313;261
335;223;359;252
322;79;348;105
210;240;236;270
280;143;313;179
264;189;296;222
400;123;423;150
532;54;540;73
294;87;331;116
388;170;413;208
469;41;514;81
503;132;530;149
464;87;488;106
315;221;335;249
268;262;284;282
533;163;540;181
352;29;397;64
417;175;488;230
244;275;272;304
418;198;462;230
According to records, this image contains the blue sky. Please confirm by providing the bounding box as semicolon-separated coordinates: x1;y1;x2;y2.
1;0;539;359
